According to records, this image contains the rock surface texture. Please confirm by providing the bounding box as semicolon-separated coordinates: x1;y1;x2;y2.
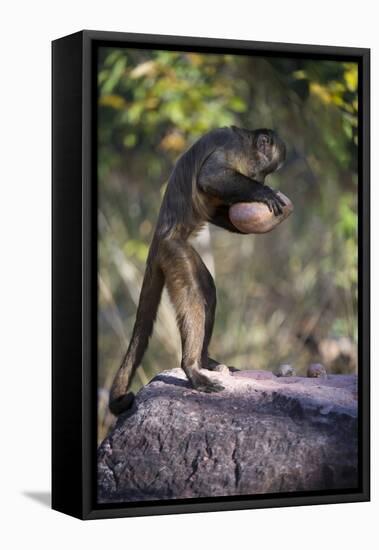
97;368;358;503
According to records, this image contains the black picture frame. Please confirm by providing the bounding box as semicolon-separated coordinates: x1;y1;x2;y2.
52;30;370;520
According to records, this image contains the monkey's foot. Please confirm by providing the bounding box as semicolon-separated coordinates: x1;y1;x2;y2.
206;357;236;375
195;378;225;393
186;369;225;393
109;392;135;416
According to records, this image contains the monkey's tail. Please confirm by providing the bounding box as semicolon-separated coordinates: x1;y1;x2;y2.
109;262;165;415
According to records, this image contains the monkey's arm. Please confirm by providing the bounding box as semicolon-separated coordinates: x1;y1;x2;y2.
198;164;285;216
209;204;245;233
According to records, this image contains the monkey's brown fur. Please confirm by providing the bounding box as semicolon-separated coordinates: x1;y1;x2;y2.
109;126;286;415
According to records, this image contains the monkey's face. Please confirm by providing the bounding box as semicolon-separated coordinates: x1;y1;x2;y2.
250;129;286;182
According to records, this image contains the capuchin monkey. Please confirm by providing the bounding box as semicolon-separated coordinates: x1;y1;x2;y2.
109;126;286;415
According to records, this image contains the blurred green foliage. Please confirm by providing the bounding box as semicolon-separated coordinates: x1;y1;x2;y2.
97;47;358;440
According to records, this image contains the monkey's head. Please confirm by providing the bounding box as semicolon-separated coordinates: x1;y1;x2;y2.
249;128;286;182
230;126;286;182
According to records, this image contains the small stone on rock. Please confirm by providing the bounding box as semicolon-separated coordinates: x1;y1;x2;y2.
307;363;327;378
275;364;296;377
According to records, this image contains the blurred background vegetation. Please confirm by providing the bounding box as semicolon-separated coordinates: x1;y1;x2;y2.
97;47;358;442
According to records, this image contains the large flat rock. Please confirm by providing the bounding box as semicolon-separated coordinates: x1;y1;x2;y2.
97;369;358;503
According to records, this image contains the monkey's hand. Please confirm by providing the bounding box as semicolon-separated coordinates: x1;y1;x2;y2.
252;185;286;216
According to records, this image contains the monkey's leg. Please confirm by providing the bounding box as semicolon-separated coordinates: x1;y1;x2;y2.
197;271;235;375
194;268;233;374
198;283;231;376
159;240;224;393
